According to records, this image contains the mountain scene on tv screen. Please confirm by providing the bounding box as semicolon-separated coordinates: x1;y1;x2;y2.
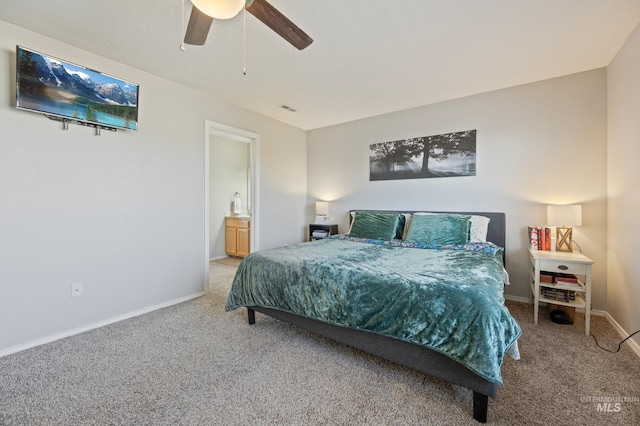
17;49;138;130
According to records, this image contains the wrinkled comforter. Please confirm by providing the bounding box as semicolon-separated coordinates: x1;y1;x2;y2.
225;236;521;385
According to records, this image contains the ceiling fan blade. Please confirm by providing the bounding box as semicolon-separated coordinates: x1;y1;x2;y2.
246;0;313;50
184;5;214;45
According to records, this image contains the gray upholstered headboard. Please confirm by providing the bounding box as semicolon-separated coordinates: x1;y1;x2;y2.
348;210;506;250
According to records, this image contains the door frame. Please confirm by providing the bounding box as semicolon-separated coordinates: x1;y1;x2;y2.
204;120;260;289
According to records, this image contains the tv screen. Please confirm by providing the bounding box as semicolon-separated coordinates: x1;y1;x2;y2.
16;45;139;131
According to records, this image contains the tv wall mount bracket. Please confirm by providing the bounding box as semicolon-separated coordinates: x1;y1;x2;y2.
45;115;118;136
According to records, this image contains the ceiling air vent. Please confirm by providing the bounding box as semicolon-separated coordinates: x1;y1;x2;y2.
278;104;297;112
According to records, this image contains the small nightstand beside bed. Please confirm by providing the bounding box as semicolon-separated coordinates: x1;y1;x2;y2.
225;210;521;423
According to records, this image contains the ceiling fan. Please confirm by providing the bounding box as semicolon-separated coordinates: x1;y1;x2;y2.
184;0;313;50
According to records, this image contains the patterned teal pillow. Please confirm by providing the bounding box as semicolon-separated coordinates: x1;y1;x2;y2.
349;211;404;240
404;213;471;245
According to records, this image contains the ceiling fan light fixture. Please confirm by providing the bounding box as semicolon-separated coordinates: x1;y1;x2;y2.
191;0;245;20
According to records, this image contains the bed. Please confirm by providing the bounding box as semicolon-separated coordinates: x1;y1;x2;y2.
225;210;521;423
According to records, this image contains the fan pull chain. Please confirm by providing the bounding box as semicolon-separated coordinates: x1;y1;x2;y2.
180;0;186;51
243;7;247;75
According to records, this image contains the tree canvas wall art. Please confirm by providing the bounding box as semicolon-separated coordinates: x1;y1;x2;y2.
370;130;476;181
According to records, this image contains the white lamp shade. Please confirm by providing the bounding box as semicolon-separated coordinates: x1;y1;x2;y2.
315;201;329;216
192;0;245;19
547;204;582;226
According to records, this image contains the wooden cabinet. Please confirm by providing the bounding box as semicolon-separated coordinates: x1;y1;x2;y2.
226;217;250;258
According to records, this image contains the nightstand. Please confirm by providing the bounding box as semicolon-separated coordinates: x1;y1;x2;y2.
529;249;594;335
309;224;338;241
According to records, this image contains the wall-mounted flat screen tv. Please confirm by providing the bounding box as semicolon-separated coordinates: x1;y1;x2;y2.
16;45;139;131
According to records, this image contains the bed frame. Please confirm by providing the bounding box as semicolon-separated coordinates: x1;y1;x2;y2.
245;211;506;423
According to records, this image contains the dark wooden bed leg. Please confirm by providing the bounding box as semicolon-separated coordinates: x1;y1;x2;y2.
472;392;488;423
247;308;255;325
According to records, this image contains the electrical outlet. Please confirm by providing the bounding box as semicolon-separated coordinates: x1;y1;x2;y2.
71;282;83;297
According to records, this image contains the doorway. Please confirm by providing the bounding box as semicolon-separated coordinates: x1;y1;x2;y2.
203;120;259;290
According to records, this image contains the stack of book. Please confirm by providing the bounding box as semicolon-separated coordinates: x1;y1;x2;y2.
528;226;552;251
539;272;581;302
541;287;576;302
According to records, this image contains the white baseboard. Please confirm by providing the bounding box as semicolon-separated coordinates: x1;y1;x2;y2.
504;295;638;358
505;295;606;315
504;294;530;303
209;255;230;261
5;291;637;360
0;292;204;358
603;312;640;358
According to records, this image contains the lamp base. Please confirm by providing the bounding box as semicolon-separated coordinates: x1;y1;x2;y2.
315;215;331;225
555;226;573;252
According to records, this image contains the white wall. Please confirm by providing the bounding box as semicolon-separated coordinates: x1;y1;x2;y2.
209;135;249;260
307;70;608;306
0;19;307;355
607;23;640;348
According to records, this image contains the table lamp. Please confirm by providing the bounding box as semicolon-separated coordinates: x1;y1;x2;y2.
315;201;331;224
547;204;582;252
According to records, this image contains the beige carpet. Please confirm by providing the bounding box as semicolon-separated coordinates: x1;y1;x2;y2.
0;257;638;425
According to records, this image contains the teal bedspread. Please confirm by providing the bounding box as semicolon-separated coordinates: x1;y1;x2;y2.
225;237;521;385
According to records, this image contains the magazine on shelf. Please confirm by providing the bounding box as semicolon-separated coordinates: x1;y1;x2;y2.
554;280;583;291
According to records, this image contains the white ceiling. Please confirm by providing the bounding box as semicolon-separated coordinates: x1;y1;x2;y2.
2;0;640;130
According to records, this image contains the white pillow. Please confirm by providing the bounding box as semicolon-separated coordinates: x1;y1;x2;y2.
349;211;356;234
469;215;490;243
401;213;412;240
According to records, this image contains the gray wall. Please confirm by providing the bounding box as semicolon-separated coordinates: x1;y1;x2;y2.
307;70;608;309
607;22;640;349
0;19;307;354
4;13;637;355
